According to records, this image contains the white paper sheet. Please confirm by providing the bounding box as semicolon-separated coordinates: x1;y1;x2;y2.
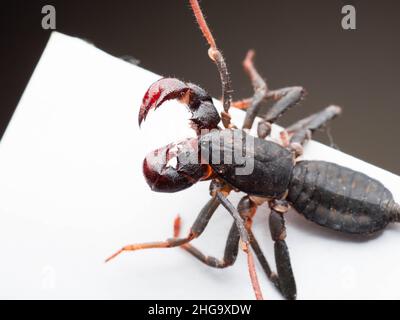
1;32;399;299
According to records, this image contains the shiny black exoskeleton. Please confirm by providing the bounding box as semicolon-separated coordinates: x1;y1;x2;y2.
114;75;400;301
200;129;399;235
108;0;399;301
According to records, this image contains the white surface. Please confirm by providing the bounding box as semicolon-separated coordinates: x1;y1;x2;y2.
1;32;400;300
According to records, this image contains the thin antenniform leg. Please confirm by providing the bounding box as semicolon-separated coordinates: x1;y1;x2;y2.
285;105;342;157
246;228;280;288
268;200;297;300
188;0;216;48
189;0;234;129
172;195;267;272
216;192;264;300
105;196;220;262
175;196;287;298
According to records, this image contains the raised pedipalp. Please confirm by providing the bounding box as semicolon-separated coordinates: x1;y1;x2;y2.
139;78;190;126
142;138;213;193
139;78;220;133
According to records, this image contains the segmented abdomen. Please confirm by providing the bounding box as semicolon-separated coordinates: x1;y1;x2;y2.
288;160;397;234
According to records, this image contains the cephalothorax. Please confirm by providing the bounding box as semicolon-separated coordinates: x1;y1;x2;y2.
107;0;400;300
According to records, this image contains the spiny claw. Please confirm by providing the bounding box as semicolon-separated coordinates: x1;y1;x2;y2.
139;78;220;133
139;78;190;126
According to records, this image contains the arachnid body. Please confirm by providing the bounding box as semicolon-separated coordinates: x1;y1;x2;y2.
107;0;400;300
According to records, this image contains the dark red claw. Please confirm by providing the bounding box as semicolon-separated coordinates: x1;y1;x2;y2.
138;78;190;126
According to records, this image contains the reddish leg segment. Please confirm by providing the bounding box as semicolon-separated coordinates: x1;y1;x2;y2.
189;0;234;129
240;50;268;131
231;51;306;137
105;196;220;262
216;192;264;300
175;196;291;299
174;215;241;269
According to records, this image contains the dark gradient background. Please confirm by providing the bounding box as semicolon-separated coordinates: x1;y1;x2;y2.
2;0;400;173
